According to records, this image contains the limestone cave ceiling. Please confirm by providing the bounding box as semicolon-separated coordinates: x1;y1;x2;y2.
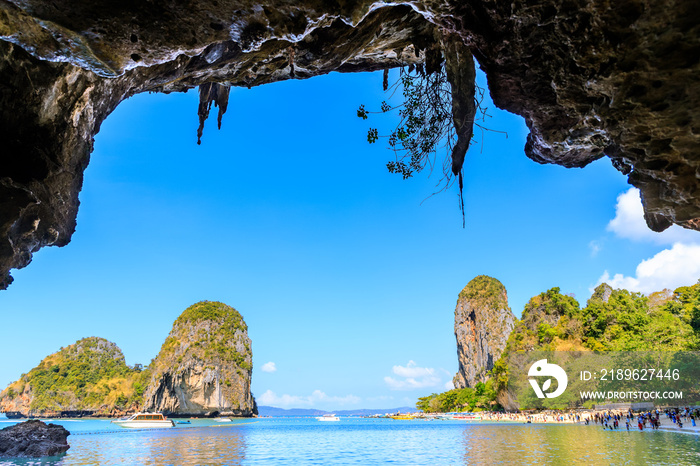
0;0;698;289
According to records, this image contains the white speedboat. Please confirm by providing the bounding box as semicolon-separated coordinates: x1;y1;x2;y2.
316;414;339;421
453;414;481;421
111;412;175;428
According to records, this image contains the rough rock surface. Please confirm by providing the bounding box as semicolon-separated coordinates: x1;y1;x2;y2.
143;301;257;417
0;420;69;458
453;276;515;389
588;283;613;305
1;0;699;287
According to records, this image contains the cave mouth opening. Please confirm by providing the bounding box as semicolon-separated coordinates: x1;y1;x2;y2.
0;65;639;404
3;0;700;294
9;63;630;315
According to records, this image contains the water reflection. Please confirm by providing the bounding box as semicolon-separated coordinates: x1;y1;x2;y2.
461;423;700;465
2;419;700;465
145;427;246;465
63;425;246;466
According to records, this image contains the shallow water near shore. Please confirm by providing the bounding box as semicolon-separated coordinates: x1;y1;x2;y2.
1;417;700;465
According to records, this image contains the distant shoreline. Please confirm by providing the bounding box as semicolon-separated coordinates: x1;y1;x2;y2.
1;411;255;420
2;413;699;437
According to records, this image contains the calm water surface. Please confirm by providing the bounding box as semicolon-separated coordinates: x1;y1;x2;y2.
1;417;699;465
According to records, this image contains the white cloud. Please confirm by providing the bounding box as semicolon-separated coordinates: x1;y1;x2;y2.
595;188;700;295
384;361;442;391
260;362;277;373
589;240;602;257
595;243;700;294
384;376;441;390
257;389;360;408
391;360;435;378
607;188;700;244
444;380;455;390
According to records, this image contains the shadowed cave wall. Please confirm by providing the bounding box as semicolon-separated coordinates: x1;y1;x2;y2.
0;0;698;288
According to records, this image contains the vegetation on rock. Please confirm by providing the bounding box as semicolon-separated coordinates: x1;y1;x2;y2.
153;301;252;374
143;301;256;416
458;275;509;305
357;63;458;181
0;301;256;417
453;275;514;389
417;379;499;413
507;284;699;353
0;337;150;415
420;281;700;413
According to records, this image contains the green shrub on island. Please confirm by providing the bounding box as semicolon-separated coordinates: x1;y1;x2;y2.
417;380;499;413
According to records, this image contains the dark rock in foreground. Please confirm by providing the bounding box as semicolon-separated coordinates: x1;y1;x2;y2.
0;420;70;458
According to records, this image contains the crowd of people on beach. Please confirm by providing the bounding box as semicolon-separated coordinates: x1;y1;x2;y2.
476;411;581;424
586;407;699;431
457;406;700;431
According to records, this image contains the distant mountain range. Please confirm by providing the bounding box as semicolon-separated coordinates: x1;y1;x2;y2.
257;406;417;417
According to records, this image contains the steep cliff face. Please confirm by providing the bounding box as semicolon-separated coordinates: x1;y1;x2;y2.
0;337;147;417
453;276;515;389
143;301;256;417
1;0;699;288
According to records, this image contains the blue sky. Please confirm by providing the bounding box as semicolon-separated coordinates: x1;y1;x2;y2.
1;68;699;410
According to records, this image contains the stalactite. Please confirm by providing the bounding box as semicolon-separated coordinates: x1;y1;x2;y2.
425;46;443;75
443;35;477;225
288;46;295;78
196;83;231;145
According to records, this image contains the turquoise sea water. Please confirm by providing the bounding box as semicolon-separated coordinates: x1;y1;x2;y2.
1;417;700;465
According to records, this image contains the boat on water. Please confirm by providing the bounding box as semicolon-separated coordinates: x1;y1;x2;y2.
316;414;340;421
111;412;175;428
215;418;232;422
453;414;481;421
390;414;414;420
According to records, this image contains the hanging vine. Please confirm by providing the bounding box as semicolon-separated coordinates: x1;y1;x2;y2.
357;41;506;225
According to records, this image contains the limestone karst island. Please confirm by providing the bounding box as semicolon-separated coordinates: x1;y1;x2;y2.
423;276;700;415
0;302;257;419
1;0;700;463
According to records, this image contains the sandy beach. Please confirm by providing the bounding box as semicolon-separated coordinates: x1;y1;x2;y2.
432;409;700;435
